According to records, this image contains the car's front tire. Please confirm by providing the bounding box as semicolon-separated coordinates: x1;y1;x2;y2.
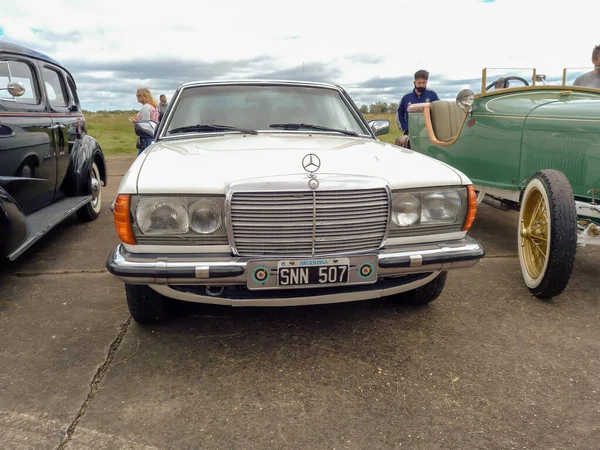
125;284;170;324
76;161;102;222
517;170;577;298
393;271;448;306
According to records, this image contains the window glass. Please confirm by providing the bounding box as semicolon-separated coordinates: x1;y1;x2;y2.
0;60;39;103
166;85;366;135
67;76;80;106
42;67;68;107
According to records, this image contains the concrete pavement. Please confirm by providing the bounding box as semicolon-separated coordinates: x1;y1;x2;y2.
0;156;598;449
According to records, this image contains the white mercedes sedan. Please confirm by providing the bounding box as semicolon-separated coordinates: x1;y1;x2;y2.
107;80;484;324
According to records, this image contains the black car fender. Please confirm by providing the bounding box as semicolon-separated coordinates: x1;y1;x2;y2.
0;185;27;258
61;134;108;196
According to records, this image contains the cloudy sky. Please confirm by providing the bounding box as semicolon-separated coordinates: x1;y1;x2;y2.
0;0;597;111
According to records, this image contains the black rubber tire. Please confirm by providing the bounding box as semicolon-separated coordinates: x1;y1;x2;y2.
517;170;577;298
395;271;448;306
76;162;102;222
125;284;170;324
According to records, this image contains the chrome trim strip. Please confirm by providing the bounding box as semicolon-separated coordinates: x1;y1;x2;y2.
382;184;392;246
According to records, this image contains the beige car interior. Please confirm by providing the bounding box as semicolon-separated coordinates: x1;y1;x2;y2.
424;100;468;146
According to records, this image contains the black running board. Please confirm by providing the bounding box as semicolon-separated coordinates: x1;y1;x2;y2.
8;195;92;261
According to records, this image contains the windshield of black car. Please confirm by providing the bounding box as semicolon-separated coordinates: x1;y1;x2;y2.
164;85;367;136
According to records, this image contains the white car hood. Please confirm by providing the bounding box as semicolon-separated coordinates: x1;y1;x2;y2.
130;134;468;194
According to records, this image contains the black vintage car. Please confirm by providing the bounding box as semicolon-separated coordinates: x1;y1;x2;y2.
0;41;107;261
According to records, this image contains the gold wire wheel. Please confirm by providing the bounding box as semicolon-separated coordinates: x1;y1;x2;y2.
519;187;550;279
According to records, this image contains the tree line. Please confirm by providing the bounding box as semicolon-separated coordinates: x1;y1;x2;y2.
359;102;399;114
83;103;401;115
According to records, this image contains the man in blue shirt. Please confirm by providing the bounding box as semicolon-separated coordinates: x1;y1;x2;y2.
397;69;440;136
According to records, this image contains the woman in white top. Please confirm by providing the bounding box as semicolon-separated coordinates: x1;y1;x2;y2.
130;88;159;155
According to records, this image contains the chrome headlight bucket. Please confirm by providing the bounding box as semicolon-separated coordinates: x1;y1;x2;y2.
129;195;227;244
390;187;468;235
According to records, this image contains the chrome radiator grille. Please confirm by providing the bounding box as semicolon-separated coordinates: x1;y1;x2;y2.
229;188;389;256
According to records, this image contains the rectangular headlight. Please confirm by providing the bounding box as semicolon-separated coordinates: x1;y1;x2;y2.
129;195;228;245
389;187;468;235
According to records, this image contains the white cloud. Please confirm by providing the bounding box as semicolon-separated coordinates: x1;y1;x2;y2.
1;0;598;110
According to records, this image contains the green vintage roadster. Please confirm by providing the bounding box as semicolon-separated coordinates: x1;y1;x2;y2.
400;67;600;299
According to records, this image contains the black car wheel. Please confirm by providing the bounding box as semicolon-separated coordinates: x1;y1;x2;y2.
517;170;577;298
76;161;102;222
125;284;170;324
393;271;448;306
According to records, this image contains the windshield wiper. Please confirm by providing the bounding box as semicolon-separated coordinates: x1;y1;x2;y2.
169;124;258;135
269;123;358;137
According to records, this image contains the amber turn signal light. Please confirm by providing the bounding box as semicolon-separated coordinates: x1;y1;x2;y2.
113;194;136;245
462;185;477;231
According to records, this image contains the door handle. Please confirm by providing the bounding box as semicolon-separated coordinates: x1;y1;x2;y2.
46;124;60;129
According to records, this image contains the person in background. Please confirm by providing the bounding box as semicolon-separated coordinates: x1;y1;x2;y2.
494;77;509;90
395;69;439;148
157;94;169;122
573;45;600;88
130;88;159;156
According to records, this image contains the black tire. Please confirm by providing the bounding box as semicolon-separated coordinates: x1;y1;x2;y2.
395;271;448;306
125;284;170;324
517;170;577;298
76;161;102;222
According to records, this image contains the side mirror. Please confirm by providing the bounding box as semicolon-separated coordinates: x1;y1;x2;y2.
2;81;26;97
456;89;474;112
134;120;159;138
368;119;390;136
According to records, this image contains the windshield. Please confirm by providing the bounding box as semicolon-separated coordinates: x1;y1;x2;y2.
479;67;600;93
164;84;367;136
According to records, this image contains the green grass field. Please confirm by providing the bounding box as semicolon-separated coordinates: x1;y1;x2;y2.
84;113;139;155
364;113;402;145
86;112;401;155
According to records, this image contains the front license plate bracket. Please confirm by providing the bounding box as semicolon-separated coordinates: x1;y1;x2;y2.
246;256;378;290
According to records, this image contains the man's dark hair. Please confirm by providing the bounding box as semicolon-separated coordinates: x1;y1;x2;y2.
592;45;600;61
414;69;430;80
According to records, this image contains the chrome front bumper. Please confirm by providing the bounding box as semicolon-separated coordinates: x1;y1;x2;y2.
106;236;485;286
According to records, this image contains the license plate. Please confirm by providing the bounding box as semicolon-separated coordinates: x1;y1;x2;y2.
277;258;350;286
246;256;377;290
